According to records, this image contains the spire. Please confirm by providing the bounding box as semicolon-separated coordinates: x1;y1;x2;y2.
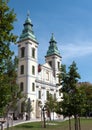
18;12;37;42
27;10;30;17
46;33;61;57
50;33;55;42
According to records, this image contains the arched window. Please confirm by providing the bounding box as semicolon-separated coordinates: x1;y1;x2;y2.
32;83;35;91
49;61;52;67
21;47;25;58
32;48;35;58
20;82;24;91
38;90;41;99
57;61;60;70
32;65;35;75
20;65;24;74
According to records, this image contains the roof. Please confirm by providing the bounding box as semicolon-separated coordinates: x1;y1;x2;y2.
18;13;37;43
46;33;61;57
43;63;52;69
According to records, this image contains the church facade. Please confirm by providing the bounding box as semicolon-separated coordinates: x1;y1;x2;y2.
17;14;62;119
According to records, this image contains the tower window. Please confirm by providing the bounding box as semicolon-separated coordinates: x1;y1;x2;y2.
32;65;35;75
20;65;24;74
32;48;35;58
49;61;52;67
38;90;41;99
58;62;60;70
21;47;25;58
32;83;35;91
20;82;24;91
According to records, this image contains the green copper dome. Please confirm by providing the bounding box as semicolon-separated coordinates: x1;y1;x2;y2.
46;33;61;57
18;13;37;42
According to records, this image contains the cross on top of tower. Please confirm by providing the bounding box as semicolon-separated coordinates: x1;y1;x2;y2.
27;10;30;18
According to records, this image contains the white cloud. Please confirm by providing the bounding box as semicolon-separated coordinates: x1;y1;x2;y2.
59;42;92;62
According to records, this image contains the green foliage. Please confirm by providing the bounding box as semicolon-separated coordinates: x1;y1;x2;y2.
45;93;57;120
0;0;17;75
55;101;62;115
0;57;23;116
60;61;85;117
57;64;66;86
0;0;19;116
68;61;80;90
58;61;86;130
21;99;32;112
45;94;55;111
26;98;32;113
78;82;92;116
0;74;11;115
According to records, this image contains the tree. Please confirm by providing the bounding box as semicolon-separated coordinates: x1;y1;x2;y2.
0;74;11;116
0;57;23;117
61;93;73;130
67;61;80;130
0;0;18;116
26;98;33;120
45;93;57;120
55;101;62;115
78;82;92;117
59;61;86;130
0;0;17;75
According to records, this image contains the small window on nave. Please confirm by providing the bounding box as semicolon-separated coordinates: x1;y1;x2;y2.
32;83;35;91
20;82;24;91
38;90;41;99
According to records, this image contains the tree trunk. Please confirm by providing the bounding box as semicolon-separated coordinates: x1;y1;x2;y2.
42;108;46;128
69;116;71;130
78;116;81;130
49;110;51;121
74;115;78;130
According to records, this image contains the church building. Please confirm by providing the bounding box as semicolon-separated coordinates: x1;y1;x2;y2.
17;14;62;119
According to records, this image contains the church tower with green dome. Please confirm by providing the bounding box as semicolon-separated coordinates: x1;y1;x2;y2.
17;14;62;119
45;33;62;82
19;13;37;42
17;13;38;118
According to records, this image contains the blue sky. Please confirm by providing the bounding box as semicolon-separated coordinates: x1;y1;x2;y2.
9;0;92;83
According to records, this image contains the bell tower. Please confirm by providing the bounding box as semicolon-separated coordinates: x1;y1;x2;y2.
17;13;38;118
45;33;62;83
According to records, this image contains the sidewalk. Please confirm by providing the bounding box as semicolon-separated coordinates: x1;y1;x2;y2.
3;118;41;129
13;118;41;126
